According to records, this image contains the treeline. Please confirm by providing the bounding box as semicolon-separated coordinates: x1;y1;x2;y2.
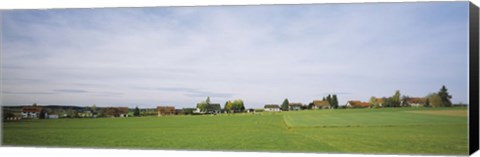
369;85;455;108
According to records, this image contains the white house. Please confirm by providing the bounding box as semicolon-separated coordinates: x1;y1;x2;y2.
404;97;427;107
21;107;42;119
288;103;303;111
264;104;281;112
48;114;59;119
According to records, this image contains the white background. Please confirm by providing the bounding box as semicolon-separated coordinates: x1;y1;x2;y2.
0;0;479;157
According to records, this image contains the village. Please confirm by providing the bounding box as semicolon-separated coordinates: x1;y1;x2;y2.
3;85;462;121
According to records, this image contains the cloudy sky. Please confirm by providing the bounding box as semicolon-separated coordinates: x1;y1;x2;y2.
1;2;469;108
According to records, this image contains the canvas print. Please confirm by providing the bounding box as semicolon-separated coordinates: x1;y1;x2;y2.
1;2;471;155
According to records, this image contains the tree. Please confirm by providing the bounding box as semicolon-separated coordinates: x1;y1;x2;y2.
92;104;97;113
197;101;208;112
231;99;245;112
401;96;410;107
66;107;77;118
134;106;140;117
39;109;47;119
224;101;233;113
427;93;442;107
383;97;393;107
196;97;210;112
281;98;289;111
206;96;211;104
369;96;377;108
326;94;332;108
32;103;37;107
424;98;430;107
332;94;339;109
84;106;91;112
391;90;401;107
308;102;314;109
438;85;452;107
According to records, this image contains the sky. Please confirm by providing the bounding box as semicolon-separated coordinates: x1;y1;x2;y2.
0;2;470;108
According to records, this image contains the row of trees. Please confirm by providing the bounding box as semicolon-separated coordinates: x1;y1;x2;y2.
369;85;453;108
196;97;211;112
425;85;452;107
281;94;339;111
110;85;454;116
224;99;246;113
324;94;339;109
196;97;247;113
369;90;403;108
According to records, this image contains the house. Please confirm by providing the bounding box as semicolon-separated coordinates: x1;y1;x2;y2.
48;114;59;119
312;100;330;109
205;103;221;114
195;103;222;114
346;101;370;108
46;111;59;119
78;110;93;118
21;107;42;119
175;109;184;115
104;107;129;117
246;108;255;113
264;104;281;112
4;112;21;121
369;97;385;108
182;108;196;115
404;97;427;107
118;107;129;117
375;98;385;107
288;103;303;111
157;106;175;116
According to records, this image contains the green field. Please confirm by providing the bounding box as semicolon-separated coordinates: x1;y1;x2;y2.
2;107;468;155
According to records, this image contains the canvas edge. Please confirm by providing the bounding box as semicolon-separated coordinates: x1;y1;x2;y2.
469;1;480;155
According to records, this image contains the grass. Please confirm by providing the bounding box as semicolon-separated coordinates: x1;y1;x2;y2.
2;107;468;155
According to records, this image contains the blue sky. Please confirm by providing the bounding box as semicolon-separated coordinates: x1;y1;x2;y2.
1;2;469;108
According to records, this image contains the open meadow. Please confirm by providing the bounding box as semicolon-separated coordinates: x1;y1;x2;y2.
2;107;468;155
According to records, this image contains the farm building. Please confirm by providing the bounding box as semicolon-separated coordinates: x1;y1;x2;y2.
78;110;93;118
404;97;427;107
312;100;330;109
346;101;370;108
288;103;303;111
369;97;385;107
4;112;21;121
195;103;222;114
205;103;222;114
103;107;129;117
375;98;385;107
264;104;281;112
46;110;59;119
175;109;184;115
48;114;59;119
21;107;43;119
182;108;196;115
157;106;175;116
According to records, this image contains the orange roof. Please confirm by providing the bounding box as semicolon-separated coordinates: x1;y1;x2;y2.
105;107;129;114
375;98;385;104
288;103;303;106
22;107;42;112
157;106;175;111
347;101;369;107
313;100;330;107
